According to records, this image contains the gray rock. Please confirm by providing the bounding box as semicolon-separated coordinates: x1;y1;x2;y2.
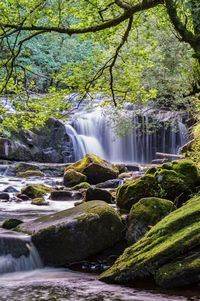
84;187;114;204
17;201;125;266
0;192;10;201
96;179;122;189
50;190;83;201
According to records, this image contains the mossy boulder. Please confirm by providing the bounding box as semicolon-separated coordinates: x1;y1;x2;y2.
65;154;119;184
16;162;40;173
99;195;200;286
72;182;91;190
21;184;54;198
84;187;114;204
2;218;23;229
116;160;200;211
17;170;45;178
126;197;175;244
63;169;87;187
171;160;200;188
155;252;200;288
116;175;160;211
155;169;190;204
31;197;49;206
17;200;125;266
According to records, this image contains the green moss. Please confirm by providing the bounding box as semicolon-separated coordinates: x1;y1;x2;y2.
161;163;173;170
117;160;199;210
31;197;47;205
171;160;200;187
16;163;39;173
155;253;200;288
21;184;53;198
64;169;87;187
145;167;158;175
17;170;45;177
2;218;23;229
72;182;90;190
155;169;190;202
127;197;175;244
116;175;160;211
99;195;200;284
65;154;119;174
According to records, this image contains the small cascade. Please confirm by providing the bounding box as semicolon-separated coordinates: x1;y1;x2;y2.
64;124;86;161
0;231;42;275
0;165;10;176
67;107;189;164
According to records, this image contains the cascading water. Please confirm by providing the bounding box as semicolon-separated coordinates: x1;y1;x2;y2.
0;231;42;275
66;107;189;163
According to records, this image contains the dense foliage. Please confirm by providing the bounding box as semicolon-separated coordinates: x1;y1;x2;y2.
0;0;199;132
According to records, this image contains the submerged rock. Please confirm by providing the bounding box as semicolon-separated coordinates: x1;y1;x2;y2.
17;200;125;266
65;154;119;184
63;169;87;187
3;186;19;193
21;184;54;198
2;219;23;230
99;194;200;287
126;197;175;244
17;170;45;178
15;162;40;174
0;192;10;201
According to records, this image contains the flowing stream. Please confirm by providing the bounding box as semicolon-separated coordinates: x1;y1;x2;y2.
0;175;198;300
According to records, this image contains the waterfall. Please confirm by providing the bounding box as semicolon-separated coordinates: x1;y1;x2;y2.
0;231;42;275
66;107;189;163
64;124;86;161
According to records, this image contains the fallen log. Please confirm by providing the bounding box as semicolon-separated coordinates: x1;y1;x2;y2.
155;152;184;159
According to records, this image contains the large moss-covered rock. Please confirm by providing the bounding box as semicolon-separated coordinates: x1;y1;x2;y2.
99;195;200;285
155;169;190;204
155;252;200;288
116;175;160;211
21;184;54;198
63;169;87;187
116;160;199;210
171;160;200;188
17;200;125;266
126;197;175;244
65;154;119;184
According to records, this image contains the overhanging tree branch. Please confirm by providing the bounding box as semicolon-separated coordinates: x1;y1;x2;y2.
0;0;164;36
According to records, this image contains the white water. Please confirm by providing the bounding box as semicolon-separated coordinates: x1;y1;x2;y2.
66;108;189;163
0;232;42;275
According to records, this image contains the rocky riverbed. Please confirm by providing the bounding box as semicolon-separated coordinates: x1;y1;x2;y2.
0;154;199;300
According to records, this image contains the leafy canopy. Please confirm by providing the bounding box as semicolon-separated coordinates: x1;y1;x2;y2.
0;0;199;130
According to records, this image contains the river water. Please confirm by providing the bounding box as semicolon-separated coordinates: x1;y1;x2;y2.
0;175;199;301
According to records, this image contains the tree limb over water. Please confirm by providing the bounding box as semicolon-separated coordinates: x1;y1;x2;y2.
0;0;199;105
